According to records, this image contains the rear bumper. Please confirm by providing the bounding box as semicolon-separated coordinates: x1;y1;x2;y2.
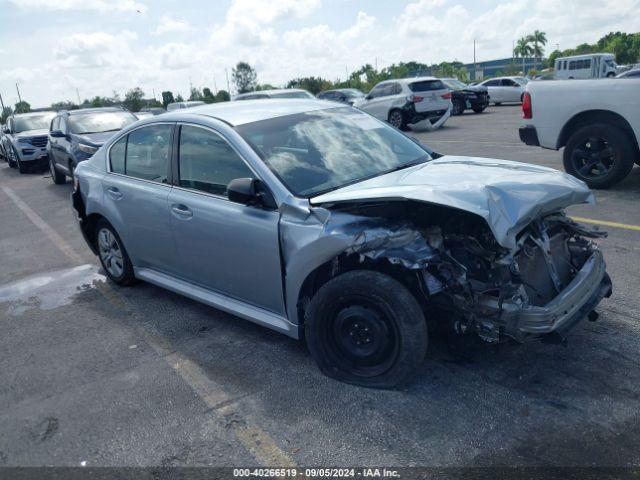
71;189;98;255
519;125;540;146
478;250;612;342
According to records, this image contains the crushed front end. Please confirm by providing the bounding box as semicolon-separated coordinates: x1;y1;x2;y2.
325;204;612;344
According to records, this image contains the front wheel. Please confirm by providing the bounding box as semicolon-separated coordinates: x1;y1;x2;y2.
305;270;427;389
451;99;465;116
49;157;66;184
562;123;635;189
15;148;29;174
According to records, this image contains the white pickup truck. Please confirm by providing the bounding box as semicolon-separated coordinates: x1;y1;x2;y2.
519;79;640;188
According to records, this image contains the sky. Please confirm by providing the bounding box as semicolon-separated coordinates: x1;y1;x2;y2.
0;0;638;108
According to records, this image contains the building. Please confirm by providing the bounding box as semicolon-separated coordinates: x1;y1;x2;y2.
409;57;543;81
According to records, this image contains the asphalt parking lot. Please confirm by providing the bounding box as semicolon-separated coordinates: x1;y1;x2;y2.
1;105;639;469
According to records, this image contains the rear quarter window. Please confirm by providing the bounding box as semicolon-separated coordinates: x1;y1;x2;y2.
409;80;445;92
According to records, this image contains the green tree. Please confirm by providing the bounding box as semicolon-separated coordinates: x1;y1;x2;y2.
215;90;230;102
161;91;175;108
51;100;76;110
286;77;332;95
122;87;145;112
256;83;277;91
202;87;216;103
189;87;204;101
527;30;547;59
514;37;533;74
175;93;185;102
232;61;257;94
1;106;13;123
14;101;31;114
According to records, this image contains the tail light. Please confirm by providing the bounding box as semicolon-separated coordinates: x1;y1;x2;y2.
522;92;532;119
406;94;424;103
441;92;452;100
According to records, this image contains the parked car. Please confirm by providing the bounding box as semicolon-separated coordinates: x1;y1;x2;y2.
233;89;315;101
139;107;166;115
354;77;452;130
520;79;640;189
477;76;527;105
440;78;490;115
48;107;138;184
167;101;205;111
2;111;56;173
0;124;7;162
72;99;611;388
554;53;621;80
616;68;640;78
134;111;154;120
316;88;365;105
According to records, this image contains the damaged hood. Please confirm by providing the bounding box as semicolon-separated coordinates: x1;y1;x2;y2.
310;156;594;249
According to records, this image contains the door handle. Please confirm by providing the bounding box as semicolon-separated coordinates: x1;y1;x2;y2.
171;204;193;218
106;187;122;200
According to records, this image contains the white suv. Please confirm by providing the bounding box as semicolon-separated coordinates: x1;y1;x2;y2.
477;76;528;105
354;77;452;130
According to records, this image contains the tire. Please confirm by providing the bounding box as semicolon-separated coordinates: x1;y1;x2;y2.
15;148;29;174
606;72;615;78
562;123;635;189
7;147;17;168
387;109;406;130
305;270;427;389
49;157;66;184
494;102;502;106
472;106;486;113
451;99;465;116
95;219;137;286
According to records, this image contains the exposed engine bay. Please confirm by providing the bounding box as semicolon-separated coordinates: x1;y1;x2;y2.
319;201;612;344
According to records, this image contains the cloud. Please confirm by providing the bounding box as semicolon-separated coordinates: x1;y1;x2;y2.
54;31;138;69
212;0;322;47
8;0;147;13
154;15;193;35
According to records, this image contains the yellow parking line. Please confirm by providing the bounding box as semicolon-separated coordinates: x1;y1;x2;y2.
571;216;640;232
4;185;296;468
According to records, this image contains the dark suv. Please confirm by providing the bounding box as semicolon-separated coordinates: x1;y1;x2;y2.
48;107;138;184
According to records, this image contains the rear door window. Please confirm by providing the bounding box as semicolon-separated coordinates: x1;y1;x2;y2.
409;80;445;92
109;124;172;182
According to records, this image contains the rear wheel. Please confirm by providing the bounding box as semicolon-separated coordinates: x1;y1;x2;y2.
472;106;486;113
49;157;66;184
451;99;465;116
95;220;136;286
562;123;635;189
305;270;427;389
387;109;405;130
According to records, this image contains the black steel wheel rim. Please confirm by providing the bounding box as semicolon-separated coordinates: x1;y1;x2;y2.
571;136;615;179
322;295;400;378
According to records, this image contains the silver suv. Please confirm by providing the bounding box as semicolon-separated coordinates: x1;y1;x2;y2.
72;99;611;387
3;111;56;173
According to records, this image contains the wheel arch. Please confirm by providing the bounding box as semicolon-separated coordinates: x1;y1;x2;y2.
558;109;639;154
295;252;428;331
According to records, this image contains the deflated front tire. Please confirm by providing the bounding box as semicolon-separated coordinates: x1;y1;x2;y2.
305;270;427;389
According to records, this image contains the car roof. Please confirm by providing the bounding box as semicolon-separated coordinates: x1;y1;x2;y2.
159;99;339;126
64;107;128;116
234;89;311;99
12;111;55;118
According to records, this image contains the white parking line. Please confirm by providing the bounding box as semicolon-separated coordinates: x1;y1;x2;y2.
2;184;295;467
1;186;84;264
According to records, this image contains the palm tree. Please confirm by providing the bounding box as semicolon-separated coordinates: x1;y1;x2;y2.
527;30;548;70
514;37;533;74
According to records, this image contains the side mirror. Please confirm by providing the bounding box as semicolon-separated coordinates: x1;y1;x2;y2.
227;178;276;209
50;130;65;138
